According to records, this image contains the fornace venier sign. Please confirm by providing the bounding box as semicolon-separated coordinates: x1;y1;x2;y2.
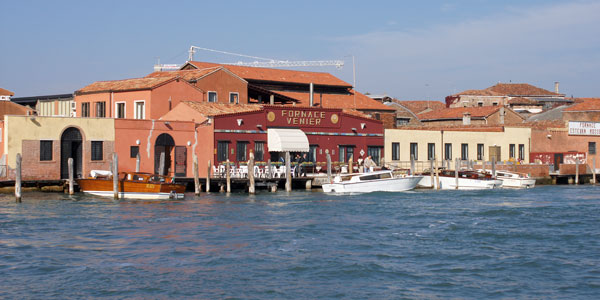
568;121;600;136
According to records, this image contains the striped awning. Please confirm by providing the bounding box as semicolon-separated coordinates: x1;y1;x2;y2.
267;128;309;152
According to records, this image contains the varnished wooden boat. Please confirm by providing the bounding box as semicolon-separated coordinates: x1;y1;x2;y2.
77;172;186;199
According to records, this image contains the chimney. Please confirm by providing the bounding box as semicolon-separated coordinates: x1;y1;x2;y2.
462;112;471;125
499;107;505;124
309;82;314;106
554;82;559;94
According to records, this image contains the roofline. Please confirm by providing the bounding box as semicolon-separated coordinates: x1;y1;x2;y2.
11;93;74;101
75;77;179;95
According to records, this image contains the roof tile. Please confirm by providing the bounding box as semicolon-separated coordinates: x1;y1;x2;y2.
77;77;176;94
419;106;502;120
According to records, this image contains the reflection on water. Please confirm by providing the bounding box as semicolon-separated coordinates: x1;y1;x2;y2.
1;186;600;299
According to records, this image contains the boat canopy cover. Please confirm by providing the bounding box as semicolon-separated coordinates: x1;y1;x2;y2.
267;128;309;152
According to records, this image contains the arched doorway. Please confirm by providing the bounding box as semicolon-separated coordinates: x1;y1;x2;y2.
155;133;175;175
61;127;83;179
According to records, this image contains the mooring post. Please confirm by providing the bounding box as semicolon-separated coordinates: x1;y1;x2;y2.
267;159;272;179
206;160;211;193
68;157;74;195
430;159;434;188
593;157;597;184
454;158;459;190
410;155;415;175
113;153;119;199
159;152;165;175
434;156;440;190
326;153;332;183
193;154;200;195
305;179;312;190
285;152;291;192
575;158;579;185
248;152;255;194
348;154;353;174
135;152;140;172
15;153;22;203
492;157;497;179
226;159;231;193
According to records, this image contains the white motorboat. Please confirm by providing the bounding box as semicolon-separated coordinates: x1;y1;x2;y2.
478;169;536;188
418;170;502;190
322;170;423;193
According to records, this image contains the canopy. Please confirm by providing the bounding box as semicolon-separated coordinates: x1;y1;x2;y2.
267;128;309;152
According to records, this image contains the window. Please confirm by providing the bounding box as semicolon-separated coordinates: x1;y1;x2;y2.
217;141;229;162
40;141;53;161
208;91;217;103
95;102;105;118
229;92;239;104
135;101;145;119
444;143;452;160
477;144;484;160
519;144;525;161
91;141;103;161
461;143;468;160
374;113;381;120
410;143;418;160
589;142;596;155
339;145;355;162
368;146;383;165
308;145;318;162
237;141;248;162
427;143;435;160
392;142;400;160
478;102;483;107
81;102;90;117
396;118;410;127
254;141;265;161
130;146;139;158
509;144;516;158
116;102;125;119
492;102;498;106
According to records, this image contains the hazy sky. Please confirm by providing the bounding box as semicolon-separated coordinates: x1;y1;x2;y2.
1;0;599;100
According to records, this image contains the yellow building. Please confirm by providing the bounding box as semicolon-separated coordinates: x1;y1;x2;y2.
384;126;532;169
1;116;114;180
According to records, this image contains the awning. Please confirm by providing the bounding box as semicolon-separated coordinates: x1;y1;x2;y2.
267;128;309;152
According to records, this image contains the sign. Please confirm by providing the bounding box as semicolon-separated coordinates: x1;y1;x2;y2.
265;107;341;128
568;121;600;136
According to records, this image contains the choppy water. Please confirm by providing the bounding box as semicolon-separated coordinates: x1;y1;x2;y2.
1;186;599;299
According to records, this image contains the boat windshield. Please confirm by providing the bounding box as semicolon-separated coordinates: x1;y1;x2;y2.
359;172;392;181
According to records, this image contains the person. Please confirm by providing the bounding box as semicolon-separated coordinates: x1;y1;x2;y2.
364;155;376;173
295;154;305;177
300;153;308;176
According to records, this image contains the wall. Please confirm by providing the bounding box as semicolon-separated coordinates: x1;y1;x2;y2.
150;79;204;119
448;95;506;108
531;126;600;170
194;69;248;104
563;111;600;122
74;92;114;118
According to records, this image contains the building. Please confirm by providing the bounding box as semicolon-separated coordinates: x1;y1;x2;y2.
446;82;571;112
384;126;532;166
11;94;75;116
383;100;446;127
0;88;14;101
418;106;524;126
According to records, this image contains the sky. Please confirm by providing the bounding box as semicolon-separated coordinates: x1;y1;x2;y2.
1;0;599;101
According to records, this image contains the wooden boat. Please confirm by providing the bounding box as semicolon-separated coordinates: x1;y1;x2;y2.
418;169;502;190
322;170;423;193
478;169;536;188
77;171;186;199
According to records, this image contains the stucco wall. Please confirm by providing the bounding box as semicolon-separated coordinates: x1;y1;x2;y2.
194;69;248;104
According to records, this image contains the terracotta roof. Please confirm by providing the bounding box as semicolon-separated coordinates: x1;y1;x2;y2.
146;67;223;81
0;100;33;118
400;125;506;132
487;83;562;96
452;89;504;97
186;61;352;87
393;100;446;114
563;98;600;112
419;106;503;120
507;97;541;105
77;76;177;94
181;101;263;117
0;88;14;96
274;90;395;111
521;120;567;129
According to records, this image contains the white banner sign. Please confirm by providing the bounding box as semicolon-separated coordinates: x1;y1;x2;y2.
569;121;600;136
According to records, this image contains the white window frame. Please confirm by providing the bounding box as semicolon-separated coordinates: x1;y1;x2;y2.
208;91;217;103
115;101;126;119
134;100;145;119
229;92;239;104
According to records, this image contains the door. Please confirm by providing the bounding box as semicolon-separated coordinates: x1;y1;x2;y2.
174;146;187;177
488;146;501;162
554;153;564;171
155;133;175;175
60;127;83;179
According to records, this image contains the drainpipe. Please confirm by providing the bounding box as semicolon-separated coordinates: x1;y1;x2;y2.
309;82;314;107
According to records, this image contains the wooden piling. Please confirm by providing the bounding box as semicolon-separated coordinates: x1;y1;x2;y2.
575;158;579;185
193;154;200;195
434;157;439;190
326;153;332;182
454;158;459;190
267;159;272;179
491;157;497;179
593;157;597;184
159;152;165;175
305;179;312;190
285;152;291;192
410;155;415;175
68;157;74;195
206;160;211;192
136;152;140;172
15;153;22;203
113;153;119;199
226;159;231;193
430;159;434;188
248;152;255;194
270;184;277;192
348;154;353;174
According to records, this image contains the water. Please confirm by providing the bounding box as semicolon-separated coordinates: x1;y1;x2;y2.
1;186;599;299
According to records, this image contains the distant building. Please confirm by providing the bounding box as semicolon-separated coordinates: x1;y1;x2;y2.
0;88;14;101
383;100;446;127
418;106;525;127
11;94;74;117
446;82;572;113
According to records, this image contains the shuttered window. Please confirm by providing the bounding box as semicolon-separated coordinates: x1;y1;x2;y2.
40;141;53;161
91;141;103;161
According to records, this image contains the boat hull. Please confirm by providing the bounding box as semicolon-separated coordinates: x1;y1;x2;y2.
322;175;423;193
77;178;186;199
419;176;502;190
499;177;536;188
